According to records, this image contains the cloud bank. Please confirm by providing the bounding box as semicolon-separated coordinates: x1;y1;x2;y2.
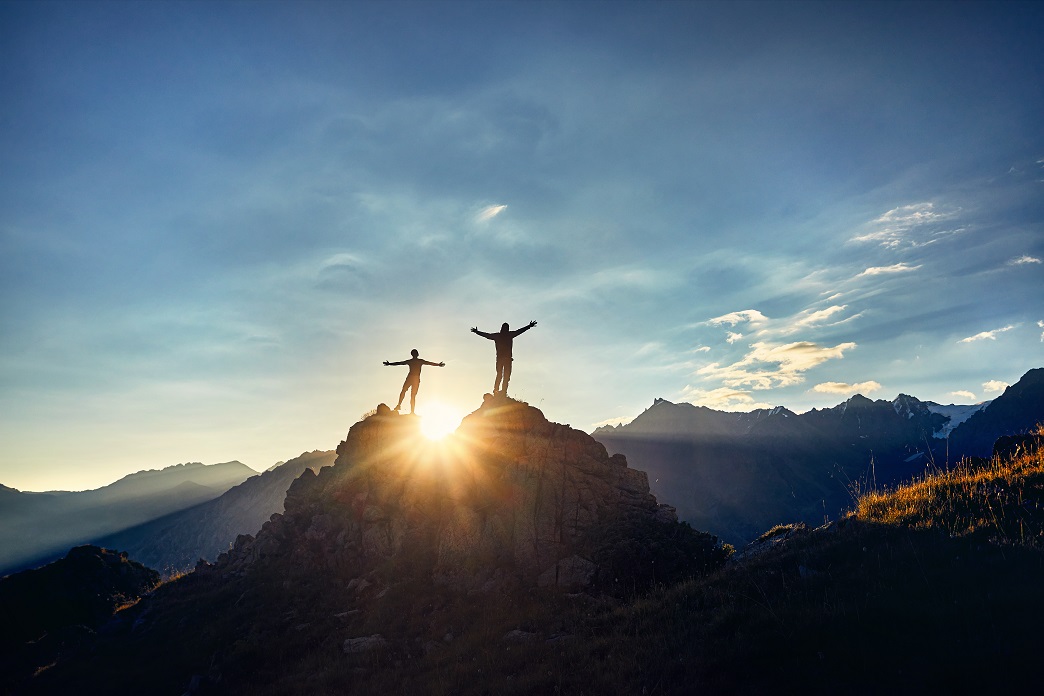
681;386;774;411
697;340;857;390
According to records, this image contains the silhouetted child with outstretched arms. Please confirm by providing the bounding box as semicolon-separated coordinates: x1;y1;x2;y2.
471;320;537;395
383;349;445;414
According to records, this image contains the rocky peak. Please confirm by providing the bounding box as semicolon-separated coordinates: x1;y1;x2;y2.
892;393;929;419
836;393;876;412
215;394;722;594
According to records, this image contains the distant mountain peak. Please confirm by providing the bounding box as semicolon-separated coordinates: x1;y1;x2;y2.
892;393;930;419
594;368;1044;544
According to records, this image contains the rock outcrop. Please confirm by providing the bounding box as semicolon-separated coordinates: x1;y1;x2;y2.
214;395;721;593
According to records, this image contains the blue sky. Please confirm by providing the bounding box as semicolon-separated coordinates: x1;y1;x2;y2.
2;1;1042;491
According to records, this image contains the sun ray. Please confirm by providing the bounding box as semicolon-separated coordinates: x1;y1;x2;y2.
419;401;463;440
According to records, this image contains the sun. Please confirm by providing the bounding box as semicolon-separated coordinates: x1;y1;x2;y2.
419;401;463;440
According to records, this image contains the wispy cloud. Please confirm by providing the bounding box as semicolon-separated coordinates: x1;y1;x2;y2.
850;202;961;249
982;380;1008;393
811;380;882;395
725;331;743;344
697;340;857;390
958;325;1016;343
783;304;849;334
680;386;774;411
475;204;507;222
1008;255;1042;266
316;252;366;275
950;390;976;401
1039;320;1044;342
857;262;922;277
707;310;767;327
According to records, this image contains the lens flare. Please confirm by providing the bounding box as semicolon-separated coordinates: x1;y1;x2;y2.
419;402;463;440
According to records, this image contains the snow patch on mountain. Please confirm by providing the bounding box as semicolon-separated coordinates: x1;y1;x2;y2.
927;401;992;438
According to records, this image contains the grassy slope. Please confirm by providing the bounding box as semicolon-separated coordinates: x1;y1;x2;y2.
27;442;1044;695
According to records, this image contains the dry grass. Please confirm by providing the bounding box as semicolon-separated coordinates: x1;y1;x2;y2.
855;429;1044;544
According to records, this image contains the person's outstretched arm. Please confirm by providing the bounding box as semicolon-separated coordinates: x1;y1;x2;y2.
383;359;407;366
471;327;495;340
511;320;537;338
421;360;445;367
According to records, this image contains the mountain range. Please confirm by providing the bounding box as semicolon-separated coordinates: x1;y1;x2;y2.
91;450;335;576
593;367;1044;544
0;460;256;575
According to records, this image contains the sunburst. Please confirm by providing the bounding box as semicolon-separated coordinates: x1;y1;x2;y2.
418;401;463;440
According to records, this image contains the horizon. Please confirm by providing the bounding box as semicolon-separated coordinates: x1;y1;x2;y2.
6;376;1016;494
2;1;1042;492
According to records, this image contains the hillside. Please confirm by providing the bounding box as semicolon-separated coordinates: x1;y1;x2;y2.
91;450;336;576
0;461;256;576
14;413;1044;696
14;404;1044;693
19;396;727;694
0;545;159;688
594;367;1044;544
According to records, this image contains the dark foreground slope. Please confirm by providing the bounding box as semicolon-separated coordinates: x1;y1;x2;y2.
92;450;335;576
21;396;725;695
20;411;1044;695
0;546;159;686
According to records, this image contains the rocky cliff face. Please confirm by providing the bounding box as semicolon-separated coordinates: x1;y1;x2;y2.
214;395;708;593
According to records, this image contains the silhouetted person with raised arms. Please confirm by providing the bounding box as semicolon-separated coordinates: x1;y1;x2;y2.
471;320;537;395
383;349;445;414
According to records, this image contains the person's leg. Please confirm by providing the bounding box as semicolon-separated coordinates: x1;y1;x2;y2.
501;358;513;394
395;379;409;410
409;381;418;414
493;361;504;393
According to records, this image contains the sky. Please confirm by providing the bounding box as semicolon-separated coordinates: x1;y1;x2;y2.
1;0;1042;491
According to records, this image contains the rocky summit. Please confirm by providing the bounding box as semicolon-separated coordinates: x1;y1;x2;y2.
20;395;726;695
215;394;713;594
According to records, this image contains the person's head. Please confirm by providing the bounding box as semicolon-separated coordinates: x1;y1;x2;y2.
411;349;419;358
500;322;510;332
